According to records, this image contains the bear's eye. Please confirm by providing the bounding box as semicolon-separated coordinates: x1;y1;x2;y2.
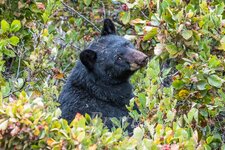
124;42;130;47
116;55;123;61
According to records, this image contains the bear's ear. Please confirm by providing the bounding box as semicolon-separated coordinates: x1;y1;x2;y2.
101;18;116;36
80;49;97;70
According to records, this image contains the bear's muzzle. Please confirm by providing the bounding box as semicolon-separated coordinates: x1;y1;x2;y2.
125;48;148;71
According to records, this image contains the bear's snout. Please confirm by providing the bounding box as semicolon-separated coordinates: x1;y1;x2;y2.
126;49;148;71
135;54;148;66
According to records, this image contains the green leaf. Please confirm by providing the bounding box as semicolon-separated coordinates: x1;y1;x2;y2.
1;82;11;97
203;144;211;150
197;80;207;90
200;110;208;117
16;78;24;88
1;20;10;33
166;110;175;122
212;134;222;143
77;131;85;142
200;1;209;14
193;30;200;41
174;128;188;140
9;36;19;46
215;3;224;15
3;49;16;57
219;36;225;50
0;92;2;107
181;30;193;40
166;44;178;56
187;108;198;123
208;56;221;68
138;93;146;107
132;127;144;141
143;27;158;41
83;0;92;6
206;136;213;144
42;12;49;24
207;75;223;88
218;89;225;102
111;117;121;127
0;40;7;48
162;67;171;77
172;80;184;89
10;20;21;32
121;11;130;24
221;144;225;150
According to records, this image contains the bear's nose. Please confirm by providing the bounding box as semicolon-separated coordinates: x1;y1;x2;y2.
139;56;148;66
126;48;149;70
136;55;148;67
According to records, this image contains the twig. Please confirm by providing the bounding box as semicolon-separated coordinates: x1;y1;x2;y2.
167;71;179;77
59;37;82;51
3;80;26;99
141;11;149;19
61;1;101;32
63;63;72;73
46;74;52;85
16;56;21;79
101;0;106;18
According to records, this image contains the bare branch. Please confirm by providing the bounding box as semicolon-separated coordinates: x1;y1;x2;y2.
101;0;106;18
61;1;101;32
141;11;149;19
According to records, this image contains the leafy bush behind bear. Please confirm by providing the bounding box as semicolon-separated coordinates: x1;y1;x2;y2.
0;0;224;149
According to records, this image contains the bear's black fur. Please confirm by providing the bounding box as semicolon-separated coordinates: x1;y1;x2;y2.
59;19;148;129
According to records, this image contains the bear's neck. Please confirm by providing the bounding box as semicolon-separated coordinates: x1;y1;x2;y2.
67;62;134;106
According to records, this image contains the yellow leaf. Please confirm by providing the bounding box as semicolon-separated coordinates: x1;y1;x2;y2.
218;43;225;51
31;90;42;99
34;128;40;136
154;137;161;145
186;12;194;18
159;103;164;111
77;131;85;142
218;37;225;50
53;73;64;79
42;28;48;36
19;91;27;102
89;144;97;150
130;18;145;25
0;92;2;107
166;134;173;143
178;90;189;98
21;119;32;125
47;138;55;146
52;68;64;79
155;124;163;135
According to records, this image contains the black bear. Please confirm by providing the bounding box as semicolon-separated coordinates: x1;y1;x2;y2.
59;19;148;129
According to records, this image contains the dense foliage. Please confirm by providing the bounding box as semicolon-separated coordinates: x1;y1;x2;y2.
0;0;224;149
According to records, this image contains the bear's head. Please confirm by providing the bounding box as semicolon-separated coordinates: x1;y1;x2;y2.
79;19;148;84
